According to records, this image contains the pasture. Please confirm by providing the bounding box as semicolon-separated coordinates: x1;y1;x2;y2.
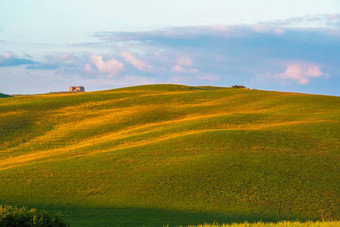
0;85;339;226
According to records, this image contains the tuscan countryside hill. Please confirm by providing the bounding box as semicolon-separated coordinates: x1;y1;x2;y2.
0;93;11;98
0;84;339;226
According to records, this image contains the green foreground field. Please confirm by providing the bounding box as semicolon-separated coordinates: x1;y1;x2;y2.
0;93;11;98
0;84;339;226
188;221;340;227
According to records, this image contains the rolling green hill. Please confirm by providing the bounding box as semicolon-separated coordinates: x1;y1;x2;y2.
0;93;11;98
0;84;339;226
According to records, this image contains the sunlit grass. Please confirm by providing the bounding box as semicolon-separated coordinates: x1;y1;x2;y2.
0;84;339;226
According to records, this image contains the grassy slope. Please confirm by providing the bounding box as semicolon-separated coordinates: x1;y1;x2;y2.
189;221;340;227
0;84;339;226
0;93;11;98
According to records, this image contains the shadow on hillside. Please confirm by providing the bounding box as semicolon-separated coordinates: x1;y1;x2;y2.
0;93;11;98
17;204;297;227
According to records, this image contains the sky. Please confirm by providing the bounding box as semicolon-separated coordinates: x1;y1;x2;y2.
0;0;340;95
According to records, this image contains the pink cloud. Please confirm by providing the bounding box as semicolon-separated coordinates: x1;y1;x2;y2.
57;53;75;62
89;55;124;77
251;24;284;35
306;66;323;77
172;65;186;73
172;56;197;73
274;63;326;84
329;13;339;20
0;52;13;63
121;51;152;71
2;53;11;58
172;65;198;74
177;56;193;66
251;24;270;33
209;25;232;32
275;27;284;35
84;64;94;72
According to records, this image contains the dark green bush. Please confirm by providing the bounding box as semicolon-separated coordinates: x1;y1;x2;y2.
0;205;69;227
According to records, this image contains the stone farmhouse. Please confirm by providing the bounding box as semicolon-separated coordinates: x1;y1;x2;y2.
69;86;85;92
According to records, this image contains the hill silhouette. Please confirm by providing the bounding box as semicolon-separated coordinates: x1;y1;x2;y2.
0;92;11;98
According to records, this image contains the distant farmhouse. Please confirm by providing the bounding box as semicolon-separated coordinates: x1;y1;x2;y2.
69;86;85;92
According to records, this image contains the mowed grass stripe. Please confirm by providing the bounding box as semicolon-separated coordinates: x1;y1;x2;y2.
1;113;332;170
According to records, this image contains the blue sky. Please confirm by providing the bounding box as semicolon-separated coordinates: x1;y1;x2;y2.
0;0;339;95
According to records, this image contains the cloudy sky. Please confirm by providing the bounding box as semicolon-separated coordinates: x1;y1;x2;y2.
1;0;339;95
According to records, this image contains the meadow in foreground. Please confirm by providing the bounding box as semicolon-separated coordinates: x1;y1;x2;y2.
187;221;340;227
0;85;339;226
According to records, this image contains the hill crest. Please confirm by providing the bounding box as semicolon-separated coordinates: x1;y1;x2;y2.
0;92;11;98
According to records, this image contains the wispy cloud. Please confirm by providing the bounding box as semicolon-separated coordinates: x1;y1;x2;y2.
268;13;340;28
172;65;186;73
177;56;193;67
93;24;283;43
27;53;125;77
0;52;36;67
121;51;152;71
172;56;197;73
93;14;340;44
27;53;86;73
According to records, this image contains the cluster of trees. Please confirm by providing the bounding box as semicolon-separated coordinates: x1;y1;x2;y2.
0;205;69;227
231;85;247;89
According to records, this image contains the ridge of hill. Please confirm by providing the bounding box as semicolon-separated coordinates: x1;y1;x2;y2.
0;92;11;98
112;84;226;91
0;84;339;226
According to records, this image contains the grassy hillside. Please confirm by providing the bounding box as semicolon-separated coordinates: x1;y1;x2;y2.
0;84;339;226
188;221;340;227
0;93;11;98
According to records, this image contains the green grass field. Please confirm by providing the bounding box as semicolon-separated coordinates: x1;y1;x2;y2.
0;84;339;226
0;93;11;98
188;221;340;227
